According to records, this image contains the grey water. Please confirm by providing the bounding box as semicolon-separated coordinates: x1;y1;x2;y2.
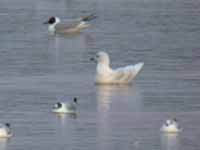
0;0;200;149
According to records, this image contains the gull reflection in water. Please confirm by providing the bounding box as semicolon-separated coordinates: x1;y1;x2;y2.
97;85;121;113
97;85;141;113
97;85;141;150
55;113;78;145
55;113;77;125
0;138;8;150
161;133;180;150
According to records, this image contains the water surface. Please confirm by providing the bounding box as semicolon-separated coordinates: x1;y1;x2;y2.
0;0;200;149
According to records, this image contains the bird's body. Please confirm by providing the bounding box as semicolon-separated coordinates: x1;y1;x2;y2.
160;119;181;133
93;52;144;84
0;124;12;138
44;14;96;34
52;98;78;114
56;23;89;34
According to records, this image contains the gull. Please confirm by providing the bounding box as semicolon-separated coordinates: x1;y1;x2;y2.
0;123;13;138
44;14;96;34
160;118;182;133
91;51;144;84
52;97;78;114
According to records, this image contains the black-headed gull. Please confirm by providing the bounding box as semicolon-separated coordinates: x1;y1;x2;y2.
160;118;182;133
52;97;78;114
44;14;96;34
0;123;13;138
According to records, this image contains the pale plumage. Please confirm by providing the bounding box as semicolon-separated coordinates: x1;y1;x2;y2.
160;119;182;133
52;98;78;114
44;14;96;34
91;51;144;84
0;123;13;138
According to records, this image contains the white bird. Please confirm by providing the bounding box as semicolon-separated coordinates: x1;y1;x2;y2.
52;97;78;114
0;123;13;138
90;51;144;84
160;118;182;133
44;14;96;34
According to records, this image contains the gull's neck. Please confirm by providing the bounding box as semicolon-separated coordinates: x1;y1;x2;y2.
48;24;57;33
97;62;112;75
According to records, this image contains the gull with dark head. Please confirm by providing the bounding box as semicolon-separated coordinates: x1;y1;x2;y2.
160;118;182;133
0;123;13;138
52;97;78;114
44;14;96;34
91;51;144;84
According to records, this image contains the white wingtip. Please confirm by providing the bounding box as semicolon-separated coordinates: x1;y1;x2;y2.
134;62;144;73
78;21;90;29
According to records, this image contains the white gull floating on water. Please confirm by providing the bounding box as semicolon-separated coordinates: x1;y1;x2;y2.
91;51;144;84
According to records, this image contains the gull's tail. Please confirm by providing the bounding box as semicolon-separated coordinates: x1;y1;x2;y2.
133;62;144;76
81;14;97;22
116;62;144;83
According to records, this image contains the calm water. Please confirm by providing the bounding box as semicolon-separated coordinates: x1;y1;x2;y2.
0;0;200;149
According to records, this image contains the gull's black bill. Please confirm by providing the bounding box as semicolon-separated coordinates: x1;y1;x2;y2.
90;58;95;61
43;21;49;24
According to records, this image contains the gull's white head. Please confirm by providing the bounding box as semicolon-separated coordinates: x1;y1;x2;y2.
0;123;12;138
96;51;110;66
166;119;171;125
